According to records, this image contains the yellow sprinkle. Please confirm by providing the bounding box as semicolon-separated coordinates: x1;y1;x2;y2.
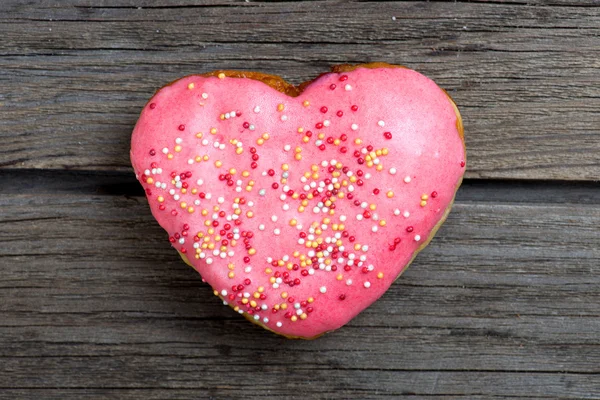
187;83;195;90
379;220;386;226
258;286;265;293
280;303;288;310
201;209;208;216
289;219;297;226
291;315;298;322
300;313;308;320
246;211;254;218
248;248;256;255
256;138;264;146
210;128;217;135
195;156;202;162
387;191;394;198
203;155;209;161
167;154;174;159
265;268;273;275
354;138;362;145
242;170;250;177
302;136;310;143
220;114;226;120
262;133;270;140
282;164;289;171
241;298;248;305
421;200;428;207
281;292;288;299
157;196;164;203
180;202;187;209
218;73;226;79
181;188;187;194
354;244;361;251
196;132;203;138
307;297;314;303
376;165;383;171
337;274;343;281
318;133;325;140
369;204;377;211
382;148;389;155
377;272;384;279
214;160;222;168
295;154;302;161
187;207;194;213
277;103;285;111
297;127;304;133
334;139;341;146
421;194;429;200
236;148;243;155
295;147;302;153
250;300;257;308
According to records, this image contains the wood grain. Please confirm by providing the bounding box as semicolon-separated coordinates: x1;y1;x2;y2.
1;1;599;180
1;192;599;398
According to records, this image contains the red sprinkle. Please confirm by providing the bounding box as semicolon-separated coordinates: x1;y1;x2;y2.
149;103;156;109
384;132;393;140
178;124;185;131
351;105;358;112
320;106;328;113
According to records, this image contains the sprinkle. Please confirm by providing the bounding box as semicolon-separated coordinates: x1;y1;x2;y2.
254;106;260;113
415;235;421;242
187;83;195;90
202;93;208;99
389;167;397;175
394;209;400;216
403;211;410;218
217;73;226;79
345;84;352;91
404;176;411;183
319;286;327;294
378;120;385;127
364;281;371;288
351;124;358;131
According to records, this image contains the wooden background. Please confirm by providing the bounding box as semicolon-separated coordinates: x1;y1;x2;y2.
1;0;599;398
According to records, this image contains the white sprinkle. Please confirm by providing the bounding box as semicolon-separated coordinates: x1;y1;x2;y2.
345;84;352;91
205;193;212;199
249;124;255;130
362;245;369;251
276;322;282;327
259;224;265;231
245;266;252;273
323;120;331;127
263;317;269;323
404;211;410;218
404;176;412;183
364;281;371;288
274;229;281;235
188;159;194;164
340;215;347;222
162;148;168;154
202;139;209;146
389;167;397;175
378;120;385;127
225;113;230;119
218;197;224;204
221;289;227;296
351;123;358;131
175;138;182;144
206;258;213;265
231;111;236;117
254;106;260;113
194;200;201;205
415;235;421;242
319;286;327;294
282;204;290;211
202;93;208;99
372;226;378;232
394;209;400;216
356;214;363;221
346;279;353;286
271;215;278;222
281;115;288;121
284;145;291;151
173;194;180;201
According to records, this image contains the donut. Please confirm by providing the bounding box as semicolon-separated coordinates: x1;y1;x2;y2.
130;63;466;339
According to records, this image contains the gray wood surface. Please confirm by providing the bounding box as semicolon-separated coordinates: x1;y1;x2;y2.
1;0;599;180
1;1;600;399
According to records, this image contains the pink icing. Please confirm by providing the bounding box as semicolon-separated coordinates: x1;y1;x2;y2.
131;67;466;338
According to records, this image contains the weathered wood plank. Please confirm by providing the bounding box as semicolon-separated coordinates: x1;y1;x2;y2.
1;192;599;398
1;1;599;180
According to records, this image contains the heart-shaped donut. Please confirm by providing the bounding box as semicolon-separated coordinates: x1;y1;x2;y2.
131;63;466;339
